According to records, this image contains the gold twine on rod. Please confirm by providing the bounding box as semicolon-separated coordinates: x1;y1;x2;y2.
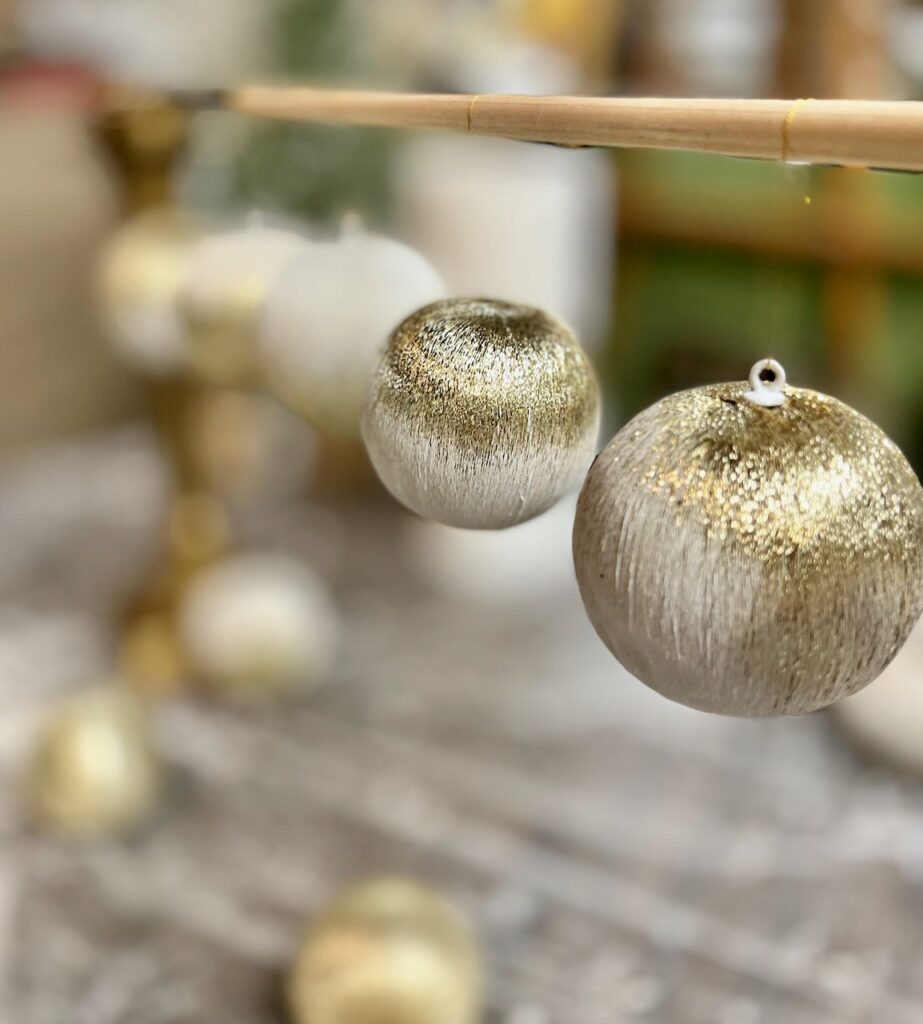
781;97;812;163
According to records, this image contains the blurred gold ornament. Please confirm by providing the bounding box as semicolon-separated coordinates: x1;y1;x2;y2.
260;224;445;437
178;553;339;699
118;610;188;700
363;298;600;529
180;222;308;387
117;492;229;699
288;879;480;1024
28;687;163;838
573;360;923;716
97;209;203;375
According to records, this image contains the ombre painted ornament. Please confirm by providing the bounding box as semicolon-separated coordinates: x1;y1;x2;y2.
573;360;923;717
288;879;480;1024
363;298;600;529
180;221;308;387
28;687;163;838
97;210;203;375
260;223;446;436
178;553;338;699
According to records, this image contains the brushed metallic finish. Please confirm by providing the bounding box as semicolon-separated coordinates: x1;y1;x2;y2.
573;378;923;717
362;298;600;530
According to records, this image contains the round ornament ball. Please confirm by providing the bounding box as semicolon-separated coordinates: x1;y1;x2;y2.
572;360;923;717
28;687;163;838
259;224;446;437
362;297;600;529
178;553;338;698
180;221;309;387
97;209;203;375
288;878;480;1024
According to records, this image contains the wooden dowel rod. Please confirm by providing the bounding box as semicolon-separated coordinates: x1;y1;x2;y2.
225;88;923;172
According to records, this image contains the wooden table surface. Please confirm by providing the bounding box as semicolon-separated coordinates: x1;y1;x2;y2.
1;430;922;1024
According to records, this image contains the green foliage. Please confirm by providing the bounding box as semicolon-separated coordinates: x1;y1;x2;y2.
229;0;396;226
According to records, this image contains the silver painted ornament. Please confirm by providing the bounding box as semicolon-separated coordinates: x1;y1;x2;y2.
362;297;600;530
572;360;923;717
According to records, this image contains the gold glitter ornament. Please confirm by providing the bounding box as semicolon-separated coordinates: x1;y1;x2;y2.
28;687;163;838
573;360;923;717
180;221;309;387
363;298;600;529
288;879;480;1024
97;209;203;375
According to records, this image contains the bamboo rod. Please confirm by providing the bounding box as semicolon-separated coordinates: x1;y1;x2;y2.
223;88;923;173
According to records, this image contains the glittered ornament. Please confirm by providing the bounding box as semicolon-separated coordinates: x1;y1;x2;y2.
573;360;923;717
363;298;600;529
288;879;480;1024
260;222;446;436
180;221;309;387
178;553;338;698
28;687;163;838
97;209;203;375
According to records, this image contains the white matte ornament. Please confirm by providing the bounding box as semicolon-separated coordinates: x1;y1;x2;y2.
179;554;338;698
181;222;309;387
259;225;446;436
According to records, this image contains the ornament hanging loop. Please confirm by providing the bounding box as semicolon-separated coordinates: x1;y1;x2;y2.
744;358;787;407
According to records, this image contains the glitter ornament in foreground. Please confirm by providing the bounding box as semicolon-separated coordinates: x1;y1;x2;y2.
363;298;600;529
573;360;923;717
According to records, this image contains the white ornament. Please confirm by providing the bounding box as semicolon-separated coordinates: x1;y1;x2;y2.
180;221;310;387
179;554;338;698
259;224;446;436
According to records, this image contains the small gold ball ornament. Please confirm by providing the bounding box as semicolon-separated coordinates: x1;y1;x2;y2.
180;221;308;387
363;298;600;529
259;223;446;437
97;210;203;375
573;360;923;716
28;687;163;838
288;878;480;1024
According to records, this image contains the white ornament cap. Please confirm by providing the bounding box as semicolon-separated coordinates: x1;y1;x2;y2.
743;358;787;407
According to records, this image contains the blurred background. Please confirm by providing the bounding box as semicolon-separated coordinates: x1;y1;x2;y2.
0;2;922;1023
